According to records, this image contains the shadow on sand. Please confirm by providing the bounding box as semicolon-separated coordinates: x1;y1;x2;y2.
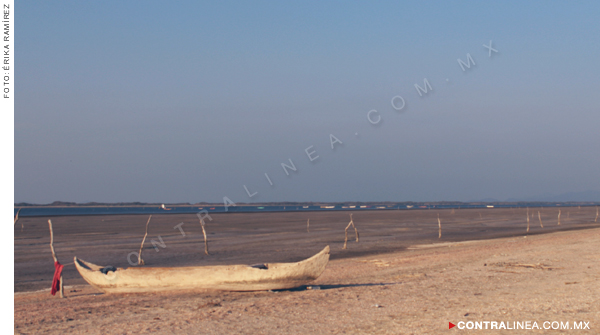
278;282;402;292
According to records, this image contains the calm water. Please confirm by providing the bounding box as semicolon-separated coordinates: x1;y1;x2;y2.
13;203;596;217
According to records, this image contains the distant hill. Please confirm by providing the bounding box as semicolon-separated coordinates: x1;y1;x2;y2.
13;201;192;207
504;190;600;202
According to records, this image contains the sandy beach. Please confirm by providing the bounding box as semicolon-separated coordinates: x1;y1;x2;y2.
14;208;600;334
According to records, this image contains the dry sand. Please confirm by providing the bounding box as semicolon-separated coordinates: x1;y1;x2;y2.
14;208;600;334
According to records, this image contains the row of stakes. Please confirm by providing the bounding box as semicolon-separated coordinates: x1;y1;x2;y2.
13;206;600;298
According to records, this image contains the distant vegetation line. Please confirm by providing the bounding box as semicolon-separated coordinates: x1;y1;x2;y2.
14;200;600;207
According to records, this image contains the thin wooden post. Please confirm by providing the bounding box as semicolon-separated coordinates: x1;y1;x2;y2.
342;214;359;249
307;219;310;233
526;208;530;232
138;215;152;265
438;213;442;238
354;215;359;242
14;208;23;232
538;211;543;228
199;218;209;255
14;208;20;225
48;220;64;298
596;207;598;223
557;210;561;226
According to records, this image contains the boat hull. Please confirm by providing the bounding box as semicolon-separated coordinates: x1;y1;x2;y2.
74;246;330;293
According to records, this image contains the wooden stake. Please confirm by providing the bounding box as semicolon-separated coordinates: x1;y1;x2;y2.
596;207;598;223
438;213;442;238
526;208;530;232
342;214;359;249
14;208;23;232
307;219;310;233
14;208;20;225
137;215;152;265
557;210;561;226
48;220;64;298
353;216;359;242
538;211;543;228
199;218;210;255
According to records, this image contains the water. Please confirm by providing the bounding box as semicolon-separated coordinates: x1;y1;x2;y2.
13;203;597;217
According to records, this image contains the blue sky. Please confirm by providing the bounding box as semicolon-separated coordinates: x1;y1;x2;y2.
15;1;600;203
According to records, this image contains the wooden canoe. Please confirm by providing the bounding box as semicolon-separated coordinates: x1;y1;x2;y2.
74;246;330;293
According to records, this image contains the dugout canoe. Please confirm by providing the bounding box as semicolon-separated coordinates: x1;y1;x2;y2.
74;246;330;293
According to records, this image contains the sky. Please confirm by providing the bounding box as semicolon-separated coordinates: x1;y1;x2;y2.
15;1;600;204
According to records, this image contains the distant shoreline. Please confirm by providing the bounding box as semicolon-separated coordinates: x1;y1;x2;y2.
14;201;600;208
13;201;600;218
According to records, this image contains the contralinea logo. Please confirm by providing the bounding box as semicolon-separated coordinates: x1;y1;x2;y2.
448;321;590;330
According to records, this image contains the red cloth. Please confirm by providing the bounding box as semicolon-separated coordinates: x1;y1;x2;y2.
51;261;64;296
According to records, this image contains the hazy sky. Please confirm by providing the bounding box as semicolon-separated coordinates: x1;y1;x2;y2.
15;1;600;203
